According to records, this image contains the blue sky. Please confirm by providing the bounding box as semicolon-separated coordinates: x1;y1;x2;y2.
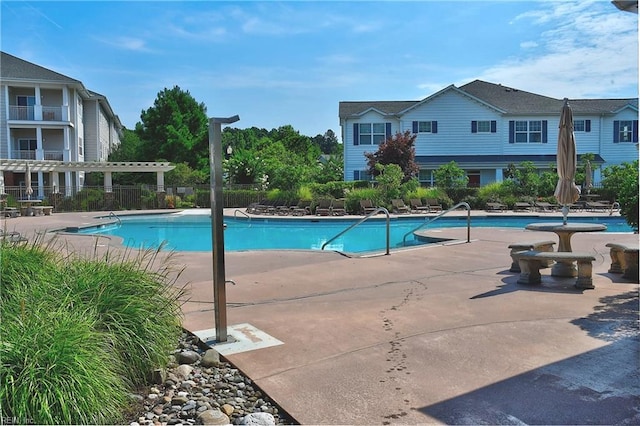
2;1;637;138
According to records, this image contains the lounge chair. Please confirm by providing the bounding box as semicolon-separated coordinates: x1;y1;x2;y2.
514;202;533;212
426;198;443;212
331;199;347;216
485;202;507;212
315;198;332;216
534;201;557;212
291;200;312;216
360;199;377;215
409;198;429;213
585;201;611;212
391;199;410;214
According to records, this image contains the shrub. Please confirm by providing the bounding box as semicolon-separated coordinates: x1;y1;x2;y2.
0;242;185;423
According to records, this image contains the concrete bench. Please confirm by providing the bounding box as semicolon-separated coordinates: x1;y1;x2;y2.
3;207;19;218
513;251;596;289
606;243;639;283
42;206;53;215
31;206;44;216
508;240;556;272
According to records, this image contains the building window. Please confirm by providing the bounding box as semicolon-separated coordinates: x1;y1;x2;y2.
418;169;434;186
512;120;545;143
573;120;585;132
477;121;490;133
412;120;438;134
16;95;36;120
354;122;390;145
79;137;83;156
615;120;634;142
471;120;497;133
17;139;37;159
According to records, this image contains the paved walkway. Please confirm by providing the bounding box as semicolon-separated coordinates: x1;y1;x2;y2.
3;209;639;424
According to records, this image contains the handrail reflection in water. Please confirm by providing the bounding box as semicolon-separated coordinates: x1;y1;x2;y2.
321;207;391;255
402;202;471;245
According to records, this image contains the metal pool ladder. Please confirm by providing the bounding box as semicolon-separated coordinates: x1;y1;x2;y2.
321;207;391;255
108;211;121;226
402;202;471;246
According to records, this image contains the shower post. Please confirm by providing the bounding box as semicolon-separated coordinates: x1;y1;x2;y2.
209;115;239;343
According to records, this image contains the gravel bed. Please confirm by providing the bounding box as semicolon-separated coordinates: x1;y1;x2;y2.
129;331;296;425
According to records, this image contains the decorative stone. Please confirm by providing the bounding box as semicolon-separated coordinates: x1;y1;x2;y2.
240;412;276;425
177;350;201;365
221;403;234;416
201;349;221;367
175;364;194;379
198;409;231;425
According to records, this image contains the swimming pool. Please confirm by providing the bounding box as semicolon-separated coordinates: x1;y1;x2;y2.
75;212;633;254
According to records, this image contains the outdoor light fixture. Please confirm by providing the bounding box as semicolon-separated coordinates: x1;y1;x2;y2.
209;115;240;343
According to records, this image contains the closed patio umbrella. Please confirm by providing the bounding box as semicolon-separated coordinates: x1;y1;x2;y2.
554;99;581;224
25;162;33;200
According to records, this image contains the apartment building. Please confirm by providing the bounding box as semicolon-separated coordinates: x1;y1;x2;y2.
340;80;638;187
0;51;123;195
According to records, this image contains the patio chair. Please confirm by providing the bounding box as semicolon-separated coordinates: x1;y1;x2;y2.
485;201;507;212
534;201;557;212
585;201;610;212
426;198;443;212
291;200;312;216
331;199;347;216
409;198;430;213
360;199;377;215
514;201;533;212
315;198;332;216
391;199;410;214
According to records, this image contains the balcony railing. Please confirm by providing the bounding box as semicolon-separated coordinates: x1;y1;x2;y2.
11;150;64;161
15;150;36;160
9;105;64;121
44;150;64;161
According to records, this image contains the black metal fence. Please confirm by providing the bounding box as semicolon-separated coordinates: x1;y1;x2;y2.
1;185;266;213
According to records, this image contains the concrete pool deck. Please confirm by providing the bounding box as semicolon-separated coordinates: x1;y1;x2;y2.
3;209;639;424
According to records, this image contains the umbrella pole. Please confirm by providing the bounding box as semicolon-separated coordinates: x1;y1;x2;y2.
562;205;569;225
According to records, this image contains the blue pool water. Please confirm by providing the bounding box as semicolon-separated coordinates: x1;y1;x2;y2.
76;213;633;254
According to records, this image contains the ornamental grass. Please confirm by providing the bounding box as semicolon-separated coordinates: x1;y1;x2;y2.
0;239;186;424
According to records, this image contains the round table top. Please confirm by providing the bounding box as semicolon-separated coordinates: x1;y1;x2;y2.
525;222;607;232
17;199;43;203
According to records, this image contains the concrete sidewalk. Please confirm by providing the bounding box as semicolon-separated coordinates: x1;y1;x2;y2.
3;210;639;424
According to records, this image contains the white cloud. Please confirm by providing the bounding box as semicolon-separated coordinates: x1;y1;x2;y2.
481;1;638;98
94;36;152;52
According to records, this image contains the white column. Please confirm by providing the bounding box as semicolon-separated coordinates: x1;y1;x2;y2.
36;127;44;160
63;127;71;161
104;171;113;192
156;171;165;192
51;172;60;192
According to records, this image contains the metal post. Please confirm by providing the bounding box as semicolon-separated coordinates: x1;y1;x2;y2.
209;115;239;343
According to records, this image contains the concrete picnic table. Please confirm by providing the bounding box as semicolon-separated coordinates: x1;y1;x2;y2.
17;199;42;216
525;222;607;277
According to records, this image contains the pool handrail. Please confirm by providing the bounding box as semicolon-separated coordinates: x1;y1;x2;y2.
233;209;251;221
402;202;471;245
321;207;391;255
108;211;121;226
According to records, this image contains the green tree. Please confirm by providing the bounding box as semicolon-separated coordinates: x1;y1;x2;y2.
135;86;208;170
374;163;403;203
602;160;639;230
225;148;265;185
165;162;208;186
312;129;341;154
108;129;151;184
434;161;468;189
364;130;419;183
